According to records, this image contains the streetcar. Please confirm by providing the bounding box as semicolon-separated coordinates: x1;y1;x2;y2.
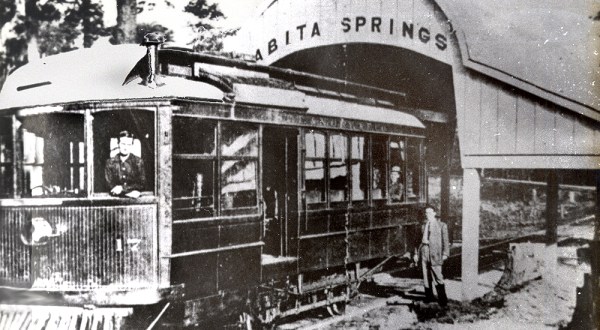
0;34;427;328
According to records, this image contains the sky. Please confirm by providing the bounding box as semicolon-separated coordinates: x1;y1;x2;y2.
101;0;265;45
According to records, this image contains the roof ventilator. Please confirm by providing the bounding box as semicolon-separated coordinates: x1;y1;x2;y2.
141;32;165;88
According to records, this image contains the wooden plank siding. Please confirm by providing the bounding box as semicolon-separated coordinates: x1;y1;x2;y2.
454;69;600;169
297;205;420;271
0;204;158;292
170;216;262;297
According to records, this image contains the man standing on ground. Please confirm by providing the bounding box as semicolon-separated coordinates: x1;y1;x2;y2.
415;204;450;306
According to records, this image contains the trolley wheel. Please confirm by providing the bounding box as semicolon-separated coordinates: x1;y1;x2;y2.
326;301;346;316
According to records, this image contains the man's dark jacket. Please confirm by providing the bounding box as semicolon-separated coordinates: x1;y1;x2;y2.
104;154;146;193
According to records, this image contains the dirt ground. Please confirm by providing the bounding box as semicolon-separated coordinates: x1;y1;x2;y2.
316;223;594;330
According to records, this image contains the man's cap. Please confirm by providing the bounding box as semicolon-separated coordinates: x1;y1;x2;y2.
118;130;134;139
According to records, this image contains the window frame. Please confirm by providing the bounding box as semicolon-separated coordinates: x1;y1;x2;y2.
388;135;408;204
301;130;424;210
16;111;87;198
172;116;218;219
303;129;328;208
89;108;157;197
370;134;389;206
349;134;368;206
0;108;160;200
219;121;260;214
328;132;349;205
171;117;260;219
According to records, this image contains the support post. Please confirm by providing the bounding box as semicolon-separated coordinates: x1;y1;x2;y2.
461;168;480;301
544;171;558;284
593;171;600;327
440;128;453;238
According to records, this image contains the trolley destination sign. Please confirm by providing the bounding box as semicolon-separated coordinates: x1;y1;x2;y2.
254;17;449;62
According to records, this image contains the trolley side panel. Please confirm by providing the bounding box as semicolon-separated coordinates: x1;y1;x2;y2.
0;203;158;291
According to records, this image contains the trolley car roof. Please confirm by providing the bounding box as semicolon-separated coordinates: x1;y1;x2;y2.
0;44;424;130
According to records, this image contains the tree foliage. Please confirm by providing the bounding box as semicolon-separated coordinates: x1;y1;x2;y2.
112;0;175;44
184;0;224;30
184;0;235;52
0;0;17;33
3;0;106;71
113;0;137;44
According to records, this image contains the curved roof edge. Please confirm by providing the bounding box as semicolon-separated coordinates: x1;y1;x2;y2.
453;30;600;122
434;0;600;121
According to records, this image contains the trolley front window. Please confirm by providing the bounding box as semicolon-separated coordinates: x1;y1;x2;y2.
18;113;85;197
92;109;155;195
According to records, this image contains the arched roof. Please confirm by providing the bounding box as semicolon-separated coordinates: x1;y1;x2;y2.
235;0;599;120
0;44;225;110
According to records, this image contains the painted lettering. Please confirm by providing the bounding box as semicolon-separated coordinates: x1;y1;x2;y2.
389;18;394;35
311;22;321;37
402;22;413;39
418;27;430;43
341;17;351;33
268;38;278;54
286;30;290;45
297;24;307;40
255;49;263;61
372;17;381;33
356;16;366;32
435;34;447;50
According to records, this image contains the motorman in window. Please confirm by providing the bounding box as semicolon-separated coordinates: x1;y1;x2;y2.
105;130;146;198
413;204;449;307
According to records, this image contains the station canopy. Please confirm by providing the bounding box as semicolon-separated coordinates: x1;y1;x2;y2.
437;0;600;114
234;0;599;120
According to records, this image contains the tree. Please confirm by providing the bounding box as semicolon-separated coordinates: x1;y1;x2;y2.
113;0;137;44
184;0;224;30
0;0;17;89
190;27;238;52
1;0;106;80
0;0;16;39
4;0;62;69
112;0;175;44
184;0;236;52
63;0;105;48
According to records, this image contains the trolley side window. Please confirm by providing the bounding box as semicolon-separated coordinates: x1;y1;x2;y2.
0;117;13;197
19;114;85;197
371;136;387;200
220;123;258;210
350;135;367;201
389;137;406;203
304;130;326;204
406;138;422;202
172;118;216;219
92;110;155;195
329;133;348;202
